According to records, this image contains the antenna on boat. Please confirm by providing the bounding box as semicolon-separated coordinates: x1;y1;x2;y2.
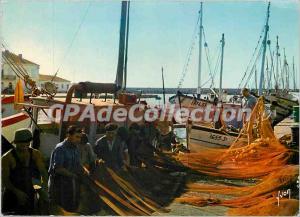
219;33;225;102
197;2;203;99
258;1;270;96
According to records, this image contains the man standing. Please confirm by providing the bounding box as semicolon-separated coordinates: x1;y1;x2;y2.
2;128;48;215
94;123;128;171
48;125;83;212
241;88;257;124
78;133;96;170
127;123;142;167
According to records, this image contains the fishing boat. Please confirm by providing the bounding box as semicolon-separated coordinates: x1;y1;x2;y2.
185;33;246;151
1;51;37;142
262;37;299;125
171;2;298;152
1;93;31;143
187;124;242;151
169;3;244;151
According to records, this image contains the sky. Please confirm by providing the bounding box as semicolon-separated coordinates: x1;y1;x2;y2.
1;0;299;88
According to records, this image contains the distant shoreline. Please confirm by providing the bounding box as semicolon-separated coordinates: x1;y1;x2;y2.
125;88;300;95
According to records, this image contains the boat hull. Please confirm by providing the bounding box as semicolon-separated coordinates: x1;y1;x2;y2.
264;94;299;125
173;92;298;127
188;124;243;152
2;113;31;142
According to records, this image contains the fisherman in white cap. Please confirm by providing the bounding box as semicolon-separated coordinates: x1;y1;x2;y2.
2;128;48;215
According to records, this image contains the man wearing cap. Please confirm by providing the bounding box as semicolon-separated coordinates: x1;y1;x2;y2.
2;128;48;215
94;123;128;171
48;125;84;212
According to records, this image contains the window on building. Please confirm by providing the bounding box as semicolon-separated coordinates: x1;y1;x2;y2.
61;84;64;89
66;84;69;89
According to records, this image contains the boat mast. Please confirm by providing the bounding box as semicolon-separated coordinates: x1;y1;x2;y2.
293;56;296;90
281;59;285;89
116;1;129;90
275;35;279;90
161;67;166;104
283;48;289;90
258;2;270;96
123;1;130;90
197;2;203;99
255;66;258;91
266;58;269;90
219;33;225;102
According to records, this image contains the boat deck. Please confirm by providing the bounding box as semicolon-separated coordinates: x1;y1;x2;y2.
274;116;298;139
32;96;127;108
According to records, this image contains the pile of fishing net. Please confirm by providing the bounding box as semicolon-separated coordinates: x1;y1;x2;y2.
176;97;299;215
54;97;298;216
75;152;187;216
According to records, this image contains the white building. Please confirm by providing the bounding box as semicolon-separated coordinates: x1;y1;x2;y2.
1;50;39;92
39;74;71;93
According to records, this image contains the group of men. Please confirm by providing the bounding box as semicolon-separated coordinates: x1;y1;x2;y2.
2;120;173;215
1;89;259;215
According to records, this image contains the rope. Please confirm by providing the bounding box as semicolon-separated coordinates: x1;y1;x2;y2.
7;51;29;77
241;43;264;89
212;45;222;87
2;52;27;79
279;50;284;89
177;11;200;88
2;44;29;78
2;56;24;80
52;1;92;81
269;46;276;88
238;24;265;90
203;27;218;88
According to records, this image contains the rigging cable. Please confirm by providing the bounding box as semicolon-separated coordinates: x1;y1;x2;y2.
177;10;200;89
212;45;222;88
238;23;265;90
266;33;275;89
197;44;222;90
241;43;264;89
51;1;92;81
268;45;276;88
202;27;218;88
1;45;29;78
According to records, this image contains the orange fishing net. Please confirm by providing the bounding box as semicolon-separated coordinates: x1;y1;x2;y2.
52;97;298;216
176;97;299;215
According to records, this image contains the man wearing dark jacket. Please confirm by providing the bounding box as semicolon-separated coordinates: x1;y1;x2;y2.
94;123;128;171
